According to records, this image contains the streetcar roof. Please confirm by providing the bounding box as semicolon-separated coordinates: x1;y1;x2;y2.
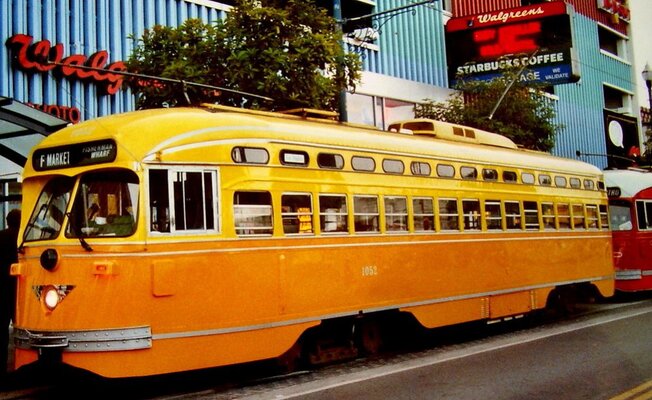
24;106;602;177
603;169;652;198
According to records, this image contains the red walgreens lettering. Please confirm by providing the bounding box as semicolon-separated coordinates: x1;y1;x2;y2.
6;34;126;95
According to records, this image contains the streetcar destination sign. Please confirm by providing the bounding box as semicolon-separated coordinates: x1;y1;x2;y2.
607;186;621;198
33;139;117;171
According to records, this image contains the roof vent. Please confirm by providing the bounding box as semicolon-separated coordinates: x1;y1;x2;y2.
387;119;517;149
278;108;339;121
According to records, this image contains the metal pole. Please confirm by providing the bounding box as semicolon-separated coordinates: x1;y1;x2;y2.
646;79;652;112
488;50;538;120
334;0;348;122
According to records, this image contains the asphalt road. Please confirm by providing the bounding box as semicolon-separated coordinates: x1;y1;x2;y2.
237;300;652;400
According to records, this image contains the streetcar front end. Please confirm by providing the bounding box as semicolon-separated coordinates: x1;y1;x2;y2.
11;136;155;376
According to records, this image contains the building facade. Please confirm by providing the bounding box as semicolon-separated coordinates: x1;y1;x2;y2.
0;0;641;225
447;0;638;170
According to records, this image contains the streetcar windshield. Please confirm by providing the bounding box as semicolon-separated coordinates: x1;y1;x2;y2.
609;202;632;231
24;176;75;242
66;170;139;238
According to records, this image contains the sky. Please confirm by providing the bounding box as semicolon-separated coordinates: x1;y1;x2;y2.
630;0;652;108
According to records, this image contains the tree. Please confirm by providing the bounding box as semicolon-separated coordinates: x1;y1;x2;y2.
125;0;361;111
415;70;562;152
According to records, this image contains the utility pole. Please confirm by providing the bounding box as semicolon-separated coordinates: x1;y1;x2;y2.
333;0;348;122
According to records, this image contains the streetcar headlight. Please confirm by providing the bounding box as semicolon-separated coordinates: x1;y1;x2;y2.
40;249;60;271
43;286;61;311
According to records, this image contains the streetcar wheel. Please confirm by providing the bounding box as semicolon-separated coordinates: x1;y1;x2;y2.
356;319;383;355
547;286;576;317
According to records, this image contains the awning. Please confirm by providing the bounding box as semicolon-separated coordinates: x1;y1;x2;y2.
0;96;69;167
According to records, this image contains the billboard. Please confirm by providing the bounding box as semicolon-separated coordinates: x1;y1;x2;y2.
445;1;580;86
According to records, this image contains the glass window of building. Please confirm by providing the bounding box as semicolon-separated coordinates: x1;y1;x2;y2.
345;93;414;129
598;25;628;60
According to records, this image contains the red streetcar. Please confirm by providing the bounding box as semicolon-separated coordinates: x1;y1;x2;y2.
604;168;652;292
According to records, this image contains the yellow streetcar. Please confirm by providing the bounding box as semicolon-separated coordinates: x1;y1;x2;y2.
11;104;613;377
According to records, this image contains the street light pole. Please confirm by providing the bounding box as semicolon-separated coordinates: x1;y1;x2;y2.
642;62;652;112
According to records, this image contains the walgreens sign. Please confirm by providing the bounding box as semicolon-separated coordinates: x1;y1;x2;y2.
6;34;126;95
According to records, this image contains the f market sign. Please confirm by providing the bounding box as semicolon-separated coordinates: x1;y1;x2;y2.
6;34;126;95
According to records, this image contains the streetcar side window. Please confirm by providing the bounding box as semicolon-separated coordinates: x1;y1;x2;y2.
557;203;571;229
173;171;217;231
410;161;431;176
538;175;552;186
232;147;269;164
354;195;379;232
281;193;313;234
351;156;375;172
384;196;408;232
438;198;459;231
483;169;498;181
317;153;344;169
636;200;652;230
437;164;455;178
610;201;632;231
524;201;540;230
599;204;609;230
586;205;599;229
572;204;585;229
413;197;435;232
149;169;219;234
584;179;595;190
382;159;405;174
462;199;481;230
522;173;535;185
319;194;348;233
503;171;518;183
485;200;502;230
505;201;522;230
542;202;556;229
149;170;170;233
234;191;273;236
554;176;567;188
645;201;652;230
461;166;478;180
